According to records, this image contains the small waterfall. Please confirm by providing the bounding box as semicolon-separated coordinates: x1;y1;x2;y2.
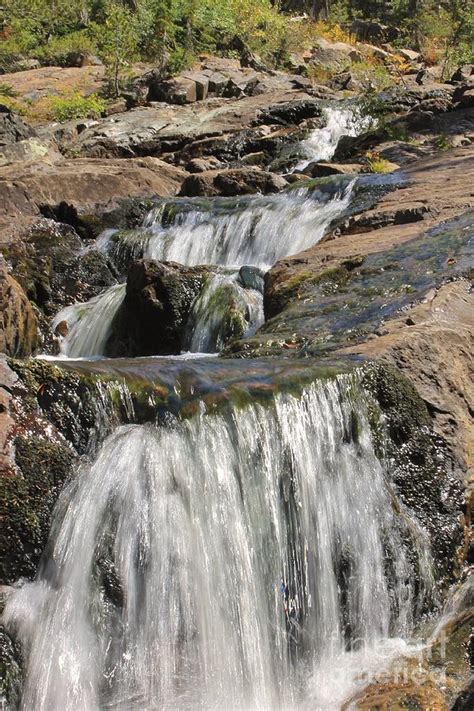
52;284;126;358
4;377;435;711
53;181;353;359
101;182;355;271
295;106;373;171
183;272;264;353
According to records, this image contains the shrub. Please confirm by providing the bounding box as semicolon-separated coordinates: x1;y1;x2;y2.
364;151;394;174
350;60;394;91
166;47;194;75
0;94;27;115
0;83;18;97
34;31;98;67
95;1;139;97
47;92;106;122
433;134;453;151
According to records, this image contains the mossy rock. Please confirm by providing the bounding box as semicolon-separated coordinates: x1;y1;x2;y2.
0;626;23;710
0;436;76;583
361;361;464;588
9;358;105;453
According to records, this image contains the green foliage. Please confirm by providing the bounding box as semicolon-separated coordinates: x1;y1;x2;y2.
166;47;194;74
0;0;472;80
48;92;106;121
364;151;394;173
2;0;85;44
350;60;394;91
0;83;18;97
94;1;139;97
34;30;98;67
0;81;25;114
433;133;453;151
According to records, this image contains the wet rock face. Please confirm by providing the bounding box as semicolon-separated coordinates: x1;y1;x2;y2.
179;167;287;197
256;99;323;127
361;362;464;587
1;435;76;583
0;357;132;585
0;265;38;357
0;624;23;709
2;219;117;349
106;260;211;357
0;106;36;147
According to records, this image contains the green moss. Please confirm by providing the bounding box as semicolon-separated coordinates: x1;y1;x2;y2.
430;608;473;675
361;361;464;588
0;436;76;583
0;626;23;709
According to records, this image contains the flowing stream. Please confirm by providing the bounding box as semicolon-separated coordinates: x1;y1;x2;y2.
137;182;354;270
50;106;368;359
55;180;354;358
294;106;373;171
3;376;434;711
183;272;264;353
0;98;450;711
52;284;126;359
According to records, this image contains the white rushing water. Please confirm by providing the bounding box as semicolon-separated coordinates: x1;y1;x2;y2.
294;106;373;172
183;272;264;353
63;181;353;358
4;377;434;711
52;284;126;359
102;182;354;271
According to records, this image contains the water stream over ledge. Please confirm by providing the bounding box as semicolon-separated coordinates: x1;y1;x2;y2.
3;375;435;711
54;180;355;359
5;104;458;710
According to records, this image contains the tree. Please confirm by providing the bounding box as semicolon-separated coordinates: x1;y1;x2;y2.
135;0;173;63
441;0;474;76
96;1;138;97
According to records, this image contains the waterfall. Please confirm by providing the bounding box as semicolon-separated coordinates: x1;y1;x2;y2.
60;182;353;359
52;284;126;358
101;182;355;271
183;272;264;353
294;107;373;171
4;376;434;711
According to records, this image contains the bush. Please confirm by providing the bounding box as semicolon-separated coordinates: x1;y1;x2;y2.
364;151;394;174
34;31;98;67
0;94;27;115
350;60;394;91
0;83;18;97
47;92;106;122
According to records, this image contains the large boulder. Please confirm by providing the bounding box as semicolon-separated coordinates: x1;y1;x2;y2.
179;167;287;197
106;260;211;356
0;138;58;168
302;161;364;178
0;263;38;357
454;86;474;109
346;19;400;43
0;157;186;239
0;106;37;147
308;38;362;71
451;64;474;83
149;77;197;104
256;99;322;126
3;219;115;312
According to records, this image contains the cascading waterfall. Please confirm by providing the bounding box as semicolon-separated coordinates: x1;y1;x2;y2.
183;271;264;353
4;376;435;711
58;182;353;359
116;182;355;270
294;106;373;171
46;106;371;360
52;283;126;358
